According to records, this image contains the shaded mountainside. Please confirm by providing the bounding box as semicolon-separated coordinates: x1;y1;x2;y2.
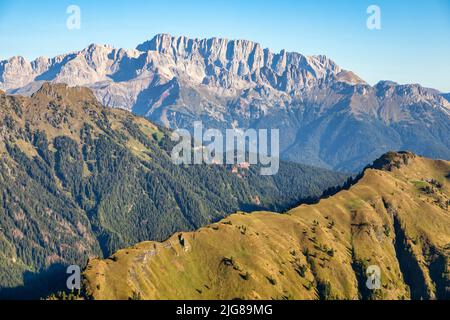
0;84;346;298
1;34;449;171
442;93;450;103
84;152;450;300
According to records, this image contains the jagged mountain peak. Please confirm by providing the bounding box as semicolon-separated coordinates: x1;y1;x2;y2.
136;33;342;79
375;80;440;94
1;33;346;96
376;80;398;87
85;43;114;51
374;81;449;109
8;55;27;64
1;34;449;171
137;33;265;53
335;70;367;85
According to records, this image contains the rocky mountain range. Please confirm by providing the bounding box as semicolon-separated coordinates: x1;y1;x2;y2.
1;34;449;171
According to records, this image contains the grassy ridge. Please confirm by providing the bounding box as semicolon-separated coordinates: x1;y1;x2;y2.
84;152;450;300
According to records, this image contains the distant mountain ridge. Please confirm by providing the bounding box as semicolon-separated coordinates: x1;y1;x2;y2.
1;34;449;171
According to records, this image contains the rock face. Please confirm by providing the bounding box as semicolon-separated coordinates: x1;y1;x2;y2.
1;34;449;171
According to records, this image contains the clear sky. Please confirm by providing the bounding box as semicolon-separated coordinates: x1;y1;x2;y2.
1;0;449;91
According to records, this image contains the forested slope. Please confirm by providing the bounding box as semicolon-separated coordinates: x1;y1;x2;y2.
0;84;346;298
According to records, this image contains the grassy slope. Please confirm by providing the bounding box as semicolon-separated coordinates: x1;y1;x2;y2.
84;153;450;300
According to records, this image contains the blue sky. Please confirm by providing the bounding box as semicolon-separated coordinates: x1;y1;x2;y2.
1;0;449;91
